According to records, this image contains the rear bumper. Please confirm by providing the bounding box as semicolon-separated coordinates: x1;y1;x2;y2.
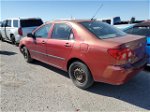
15;35;25;43
146;45;150;64
100;56;147;85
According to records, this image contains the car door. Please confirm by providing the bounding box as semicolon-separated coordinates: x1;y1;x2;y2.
1;20;7;39
28;24;52;62
6;20;12;40
46;23;75;69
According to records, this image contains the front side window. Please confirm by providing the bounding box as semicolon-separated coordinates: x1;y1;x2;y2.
51;23;73;40
13;20;18;27
34;24;52;38
80;21;126;39
2;21;7;27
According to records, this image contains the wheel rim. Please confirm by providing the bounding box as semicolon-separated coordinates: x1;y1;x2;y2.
73;66;86;83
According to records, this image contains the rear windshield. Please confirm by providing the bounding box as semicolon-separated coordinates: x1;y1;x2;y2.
20;19;43;27
129;27;150;36
80;21;126;39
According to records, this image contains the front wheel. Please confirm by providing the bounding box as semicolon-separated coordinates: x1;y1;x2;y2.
68;61;94;89
21;46;33;63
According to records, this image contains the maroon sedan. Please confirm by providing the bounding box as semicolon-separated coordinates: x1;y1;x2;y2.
19;20;147;89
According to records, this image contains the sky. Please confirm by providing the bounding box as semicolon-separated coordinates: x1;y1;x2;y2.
0;0;150;22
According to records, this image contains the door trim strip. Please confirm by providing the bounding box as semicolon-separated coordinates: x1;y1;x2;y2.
30;50;65;61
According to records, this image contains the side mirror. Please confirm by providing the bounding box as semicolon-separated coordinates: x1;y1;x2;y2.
27;33;36;39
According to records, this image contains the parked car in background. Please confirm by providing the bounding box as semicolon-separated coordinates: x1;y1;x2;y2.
0;18;43;44
123;20;150;66
99;16;143;26
0;21;2;39
19;20;147;89
99;16;122;25
115;24;135;30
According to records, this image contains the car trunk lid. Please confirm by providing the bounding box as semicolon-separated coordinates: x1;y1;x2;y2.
105;34;146;64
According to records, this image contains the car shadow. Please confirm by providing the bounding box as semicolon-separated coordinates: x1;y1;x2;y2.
1;40;18;46
87;71;150;110
31;60;69;78
0;51;17;56
31;60;150;110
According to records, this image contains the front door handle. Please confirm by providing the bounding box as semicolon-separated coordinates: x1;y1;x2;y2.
42;41;46;44
65;43;71;47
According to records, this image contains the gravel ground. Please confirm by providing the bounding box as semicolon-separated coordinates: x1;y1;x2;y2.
0;40;150;111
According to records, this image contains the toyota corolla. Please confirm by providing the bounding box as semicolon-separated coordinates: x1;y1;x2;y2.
19;20;147;89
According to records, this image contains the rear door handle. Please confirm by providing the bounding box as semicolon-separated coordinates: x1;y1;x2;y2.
65;43;71;47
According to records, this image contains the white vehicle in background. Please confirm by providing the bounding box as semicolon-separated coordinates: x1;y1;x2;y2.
99;16;122;25
99;16;143;29
0;18;43;44
0;21;2;39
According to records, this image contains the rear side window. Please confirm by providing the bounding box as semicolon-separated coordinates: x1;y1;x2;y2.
20;19;43;27
13;20;18;27
51;23;73;40
7;20;11;27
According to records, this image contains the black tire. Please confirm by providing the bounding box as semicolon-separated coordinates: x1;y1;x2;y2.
10;35;16;45
0;34;4;41
69;61;94;89
145;65;150;71
21;46;33;63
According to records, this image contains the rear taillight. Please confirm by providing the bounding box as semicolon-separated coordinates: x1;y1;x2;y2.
108;48;134;61
18;27;23;36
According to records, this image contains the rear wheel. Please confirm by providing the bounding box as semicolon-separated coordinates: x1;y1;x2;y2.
0;34;4;41
21;46;33;63
10;35;16;45
68;61;94;89
145;64;150;71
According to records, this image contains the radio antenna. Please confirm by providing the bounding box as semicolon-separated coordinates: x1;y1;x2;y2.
91;3;103;20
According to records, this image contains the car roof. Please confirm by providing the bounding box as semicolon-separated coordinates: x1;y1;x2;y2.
134;20;150;27
46;19;96;24
3;17;42;21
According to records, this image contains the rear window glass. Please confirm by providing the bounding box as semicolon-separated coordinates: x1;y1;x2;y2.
80;21;126;39
125;27;150;36
13;20;18;27
20;19;43;27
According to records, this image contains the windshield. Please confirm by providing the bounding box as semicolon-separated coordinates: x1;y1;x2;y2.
80;21;126;39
